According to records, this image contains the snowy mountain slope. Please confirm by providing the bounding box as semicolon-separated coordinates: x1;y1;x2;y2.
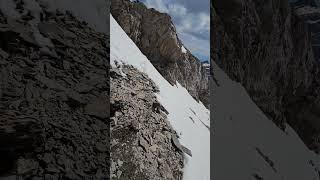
111;0;209;108
111;15;210;180
212;62;320;180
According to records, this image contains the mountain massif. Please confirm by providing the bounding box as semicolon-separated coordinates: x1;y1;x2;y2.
111;0;209;107
110;11;210;180
212;0;320;153
0;0;211;179
212;0;320;179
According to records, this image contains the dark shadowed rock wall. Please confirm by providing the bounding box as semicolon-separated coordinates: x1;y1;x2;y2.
212;0;320;152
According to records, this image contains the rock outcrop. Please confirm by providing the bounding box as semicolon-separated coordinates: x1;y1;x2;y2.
292;1;320;62
110;64;184;180
0;3;109;179
212;0;320;152
111;0;209;107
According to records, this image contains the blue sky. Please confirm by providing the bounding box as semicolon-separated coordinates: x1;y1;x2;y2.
139;0;210;62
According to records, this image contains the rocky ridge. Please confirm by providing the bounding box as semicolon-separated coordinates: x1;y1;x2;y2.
110;64;184;180
212;0;320;152
0;3;109;179
111;0;209;107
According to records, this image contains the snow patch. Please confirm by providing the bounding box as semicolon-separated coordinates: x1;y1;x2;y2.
202;62;210;67
181;45;187;54
111;15;210;180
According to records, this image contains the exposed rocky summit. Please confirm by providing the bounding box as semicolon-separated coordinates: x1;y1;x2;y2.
110;64;184;180
212;0;320;152
111;0;209;107
0;3;109;179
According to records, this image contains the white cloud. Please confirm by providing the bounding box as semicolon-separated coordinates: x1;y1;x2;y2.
177;12;210;35
168;3;187;17
179;32;210;60
143;0;170;13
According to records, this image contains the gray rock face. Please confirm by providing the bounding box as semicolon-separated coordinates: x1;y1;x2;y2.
0;5;109;179
292;3;320;62
111;0;209;107
110;65;184;180
212;0;320;152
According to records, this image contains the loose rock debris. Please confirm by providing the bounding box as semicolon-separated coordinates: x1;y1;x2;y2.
111;65;184;180
0;7;109;179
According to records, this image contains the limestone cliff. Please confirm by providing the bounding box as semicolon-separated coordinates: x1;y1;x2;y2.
111;0;209;107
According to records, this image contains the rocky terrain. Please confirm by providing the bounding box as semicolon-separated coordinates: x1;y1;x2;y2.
212;0;320;152
0;3;109;179
111;0;209;107
111;13;210;179
292;0;320;62
110;64;184;180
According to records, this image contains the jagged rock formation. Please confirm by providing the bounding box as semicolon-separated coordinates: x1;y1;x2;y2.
0;3;109;179
290;0;320;8
292;1;320;61
212;0;320;152
110;65;184;180
111;0;209;107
